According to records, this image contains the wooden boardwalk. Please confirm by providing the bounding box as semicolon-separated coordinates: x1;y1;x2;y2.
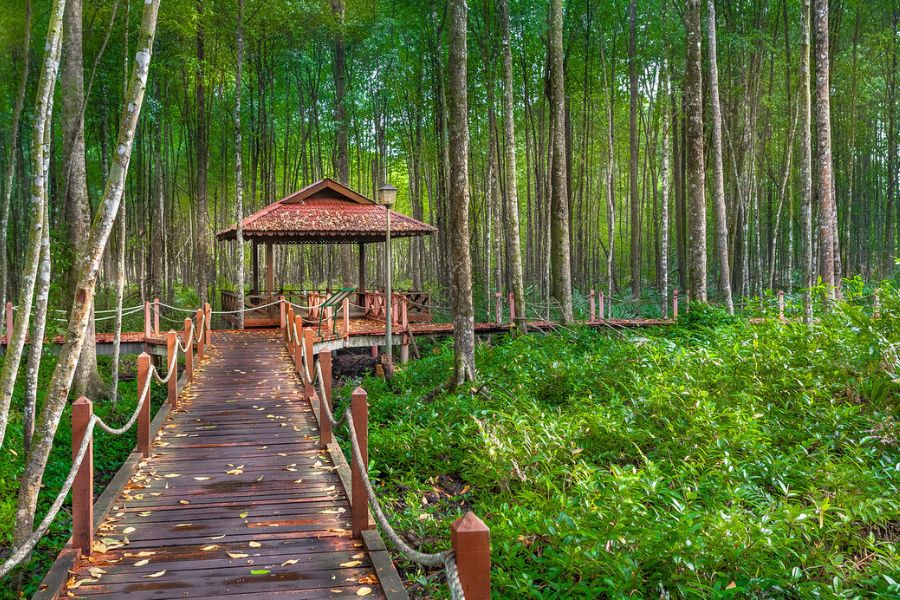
64;331;397;599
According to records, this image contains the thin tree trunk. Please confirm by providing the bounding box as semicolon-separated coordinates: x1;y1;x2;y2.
629;0;640;299
706;0;733;312
814;0;835;298
196;0;210;304
110;204;126;401
685;0;707;301
549;0;573;321
498;0;526;333
448;0;475;384
0;0;32;310
235;0;245;329
13;0;160;549
660;63;671;318
332;0;354;287
800;0;814;323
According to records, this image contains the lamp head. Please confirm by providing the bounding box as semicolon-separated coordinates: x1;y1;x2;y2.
378;184;398;208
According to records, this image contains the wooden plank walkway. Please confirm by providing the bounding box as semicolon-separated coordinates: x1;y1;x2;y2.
63;330;393;599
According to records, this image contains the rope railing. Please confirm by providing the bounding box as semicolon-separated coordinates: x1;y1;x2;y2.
281;314;490;599
0;303;211;579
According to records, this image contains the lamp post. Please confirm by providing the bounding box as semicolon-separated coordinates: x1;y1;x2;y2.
378;184;397;371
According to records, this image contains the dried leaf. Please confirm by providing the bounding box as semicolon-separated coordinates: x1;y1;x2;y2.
136;551;155;557
122;527;136;535
67;578;98;589
340;560;362;568
239;511;249;518
357;588;373;596
201;545;219;551
143;570;166;578
227;552;249;559
248;541;262;548
193;476;210;481
162;473;180;478
281;559;299;566
133;559;150;567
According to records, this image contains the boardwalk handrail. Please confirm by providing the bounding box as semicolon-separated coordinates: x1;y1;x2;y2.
282;313;490;600
0;304;211;580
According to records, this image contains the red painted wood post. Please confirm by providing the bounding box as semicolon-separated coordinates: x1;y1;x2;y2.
450;512;491;599
71;397;94;555
673;289;679;319
166;331;178;408
343;298;350;340
286;305;294;352
319;352;333;448
350;387;369;538
294;315;304;375
195;308;205;360
279;295;286;337
204;303;212;345
183;318;194;381
144;301;151;338
494;292;502;324
402;297;409;331
303;326;316;382
137;353;152;457
4;301;12;344
153;297;160;334
778;290;785;321
589;289;596;322
874;289;881;319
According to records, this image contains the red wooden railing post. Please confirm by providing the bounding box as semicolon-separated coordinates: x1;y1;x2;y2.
294;315;303;374
166;330;177;408
153;297;160;334
4;301;12;344
350;387;369;538
72;397;94;555
319;352;333;448
450;512;491;600
183;318;194;381
673;289;679;319
778;290;785;321
137;353;152;457
195;308;205;360
303;327;315;379
343;298;350;340
204;303;212;345
589;289;596;322
144;301;151;338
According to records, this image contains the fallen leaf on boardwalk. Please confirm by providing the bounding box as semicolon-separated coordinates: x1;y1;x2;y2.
248;541;262;548
143;571;166;578
293;479;303;484
358;574;378;585
180;500;190;505
340;560;362;568
122;527;136;534
133;559;150;567
239;511;249;518
136;551;155;557
281;559;299;566
283;467;297;472
256;475;264;482
313;461;323;468
163;473;180;478
226;468;244;475
208;534;226;540
352;553;365;559
323;485;335;492
138;511;152;517
250;569;270;575
331;590;342;594
357;588;373;596
174;523;192;528
91;541;107;553
67;578;98;589
193;476;210;481
88;567;106;577
227;552;249;559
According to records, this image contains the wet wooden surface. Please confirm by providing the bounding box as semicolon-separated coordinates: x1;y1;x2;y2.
63;330;386;599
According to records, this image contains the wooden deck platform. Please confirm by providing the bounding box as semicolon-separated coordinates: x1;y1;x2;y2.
62;330;400;599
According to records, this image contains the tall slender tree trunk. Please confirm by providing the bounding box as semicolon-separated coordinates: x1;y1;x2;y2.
0;0;31;310
549;0;573;321
64;0;107;400
884;10;897;275
600;34;616;299
706;0;733;312
660;63;671;318
685;0;707;301
800;0;814;323
628;0;640;300
235;0;245;328
448;0;475;384
814;0;835;299
498;0;526;333
332;0;354;287
14;0;161;549
196;0;210;304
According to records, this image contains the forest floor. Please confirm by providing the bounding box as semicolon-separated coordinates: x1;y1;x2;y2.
0;354;166;599
333;296;900;598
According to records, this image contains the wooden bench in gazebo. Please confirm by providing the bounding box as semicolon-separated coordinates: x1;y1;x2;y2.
216;178;436;328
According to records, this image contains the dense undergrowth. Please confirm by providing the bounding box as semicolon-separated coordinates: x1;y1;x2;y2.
0;354;165;599
337;293;900;598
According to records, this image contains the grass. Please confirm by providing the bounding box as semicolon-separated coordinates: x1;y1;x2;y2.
333;294;900;598
0;353;166;599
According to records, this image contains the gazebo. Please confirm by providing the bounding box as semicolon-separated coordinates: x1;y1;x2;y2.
216;178;436;327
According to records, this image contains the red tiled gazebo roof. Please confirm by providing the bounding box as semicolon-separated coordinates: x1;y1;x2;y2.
216;179;437;244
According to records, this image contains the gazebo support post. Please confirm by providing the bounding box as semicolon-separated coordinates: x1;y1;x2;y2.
252;240;259;295
358;242;366;305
